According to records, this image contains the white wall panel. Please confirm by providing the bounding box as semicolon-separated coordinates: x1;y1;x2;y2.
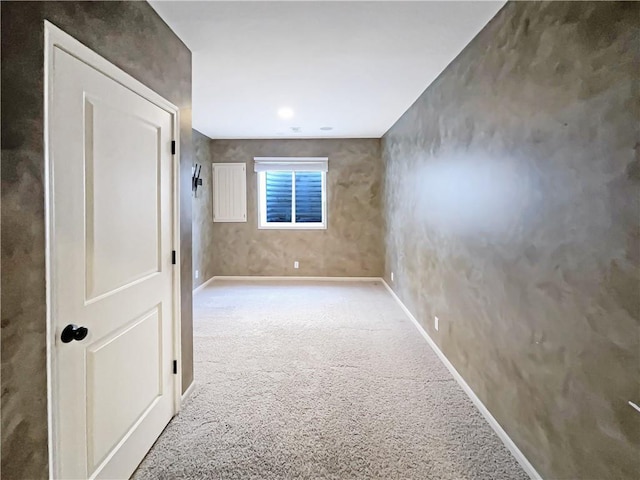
212;163;247;222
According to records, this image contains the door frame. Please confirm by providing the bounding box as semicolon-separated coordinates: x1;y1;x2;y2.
43;20;182;479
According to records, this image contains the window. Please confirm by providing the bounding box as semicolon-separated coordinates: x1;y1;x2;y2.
254;157;328;229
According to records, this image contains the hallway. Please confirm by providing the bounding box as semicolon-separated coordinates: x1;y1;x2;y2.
134;280;527;479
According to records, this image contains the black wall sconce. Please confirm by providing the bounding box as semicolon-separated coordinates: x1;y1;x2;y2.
192;163;203;195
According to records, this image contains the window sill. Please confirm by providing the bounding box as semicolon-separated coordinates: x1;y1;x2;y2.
258;223;327;231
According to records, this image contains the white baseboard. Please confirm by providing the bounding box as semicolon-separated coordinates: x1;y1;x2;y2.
193;276;216;295
380;280;542;480
181;381;196;404
210;275;383;283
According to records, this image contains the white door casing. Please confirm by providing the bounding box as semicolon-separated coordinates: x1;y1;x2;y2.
45;22;182;479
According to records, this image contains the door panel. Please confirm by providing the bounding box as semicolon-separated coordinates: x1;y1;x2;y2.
51;45;176;479
84;96;162;301
86;307;162;471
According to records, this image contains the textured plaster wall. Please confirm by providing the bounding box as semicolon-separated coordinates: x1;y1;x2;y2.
382;2;640;479
193;130;215;288
1;2;194;478
210;139;384;277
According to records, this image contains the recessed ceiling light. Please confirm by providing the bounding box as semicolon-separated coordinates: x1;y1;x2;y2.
277;107;294;119
290;127;302;133
320;126;333;131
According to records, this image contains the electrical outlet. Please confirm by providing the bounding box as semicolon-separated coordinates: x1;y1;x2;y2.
435;316;439;331
195;270;199;279
294;261;299;269
391;272;394;282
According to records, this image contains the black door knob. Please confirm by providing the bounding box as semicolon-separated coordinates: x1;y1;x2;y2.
61;324;88;343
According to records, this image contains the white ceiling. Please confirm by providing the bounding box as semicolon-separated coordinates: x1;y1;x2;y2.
150;1;505;139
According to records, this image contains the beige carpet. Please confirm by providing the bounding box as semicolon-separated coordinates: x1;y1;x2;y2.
133;280;528;480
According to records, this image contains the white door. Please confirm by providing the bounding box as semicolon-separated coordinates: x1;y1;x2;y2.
50;44;177;479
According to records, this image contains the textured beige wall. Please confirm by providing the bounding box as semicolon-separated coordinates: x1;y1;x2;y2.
382;2;639;479
1;3;193;478
193;130;215;287
210;139;384;277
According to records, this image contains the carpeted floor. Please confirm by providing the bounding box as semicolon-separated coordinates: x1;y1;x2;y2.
133;280;528;480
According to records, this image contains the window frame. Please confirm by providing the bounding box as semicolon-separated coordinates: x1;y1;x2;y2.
257;169;327;230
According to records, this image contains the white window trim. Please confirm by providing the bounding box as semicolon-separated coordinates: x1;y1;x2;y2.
254;156;328;173
257;169;327;230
